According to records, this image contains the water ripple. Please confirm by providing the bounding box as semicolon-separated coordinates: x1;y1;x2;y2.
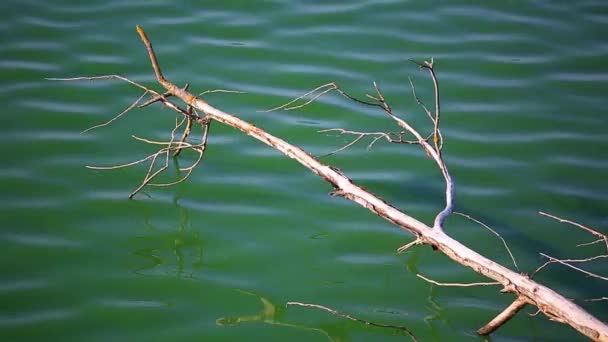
441;5;571;32
449;129;605;144
2;232;82;248
0;60;59;72
97;298;168;308
20;15;82;29
0;308;77;326
0;279;49;293
19;99;102;115
337;253;398;266
181;199;281;216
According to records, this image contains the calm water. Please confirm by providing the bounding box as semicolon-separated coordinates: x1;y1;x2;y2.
1;1;607;341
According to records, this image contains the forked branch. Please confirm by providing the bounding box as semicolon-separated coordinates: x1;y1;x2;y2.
264;65;453;230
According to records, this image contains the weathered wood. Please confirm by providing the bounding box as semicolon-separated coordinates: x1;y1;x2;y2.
133;25;608;341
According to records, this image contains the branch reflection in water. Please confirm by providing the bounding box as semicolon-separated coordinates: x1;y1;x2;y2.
130;158;206;278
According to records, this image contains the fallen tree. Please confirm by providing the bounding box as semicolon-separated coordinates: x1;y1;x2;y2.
52;26;608;341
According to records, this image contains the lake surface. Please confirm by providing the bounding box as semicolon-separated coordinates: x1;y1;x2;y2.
1;1;607;341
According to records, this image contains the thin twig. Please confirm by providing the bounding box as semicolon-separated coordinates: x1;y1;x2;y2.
416;273;500;287
82;91;149;134
287;302;417;341
586;297;608;302
150;119;211;187
131;135;190;146
408;77;433;122
319;128;419;152
539;211;607;249
174;116;192;156
318;128;419;157
47;75;154;93
319;134;365;157
86;154;157;170
408;76;443;150
198;89;246;96
578;239;606;248
397;238;422;254
529;308;542;317
455;212;518;271
260;83;337;112
536;253;608;281
48;75;199;122
128;144;171;198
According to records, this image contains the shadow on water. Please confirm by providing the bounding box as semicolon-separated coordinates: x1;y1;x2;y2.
125;160;425;341
216;290;341;341
217;289;424;342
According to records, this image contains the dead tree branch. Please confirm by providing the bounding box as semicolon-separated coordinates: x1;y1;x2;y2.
54;26;608;341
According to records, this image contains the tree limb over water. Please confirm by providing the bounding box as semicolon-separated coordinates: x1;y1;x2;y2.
52;26;608;341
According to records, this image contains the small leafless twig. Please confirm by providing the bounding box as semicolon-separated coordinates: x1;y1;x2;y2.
174;112;192;157
455;212;518;271
287;302;417;341
47;75;153;92
408;58;442;153
539;211;608;251
535;254;608;281
260;83;338;112
586;297;608;302
318;133;365;157
408;76;443;151
577;239;607;248
126;117;183;198
52;74;212;198
149;118;211;187
529;308;542;317
533;212;607;284
198;89;246;96
408;77;433;122
397;238;422;254
416;273;500;287
82;91;149;134
318;128;420;156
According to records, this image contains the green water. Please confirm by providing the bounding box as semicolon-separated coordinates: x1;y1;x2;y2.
1;1;607;341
